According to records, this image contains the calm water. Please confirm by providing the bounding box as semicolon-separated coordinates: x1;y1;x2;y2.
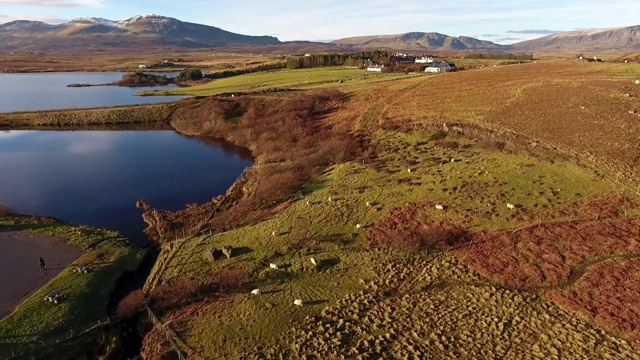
0;72;183;113
0;130;251;244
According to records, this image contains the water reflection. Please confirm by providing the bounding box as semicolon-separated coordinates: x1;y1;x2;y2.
0;130;250;244
0;72;183;112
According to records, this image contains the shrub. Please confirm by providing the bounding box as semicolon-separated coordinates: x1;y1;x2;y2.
150;276;199;312
367;203;467;251
0;204;14;217
435;140;459;149
477;139;506;151
211;266;248;292
116;290;146;320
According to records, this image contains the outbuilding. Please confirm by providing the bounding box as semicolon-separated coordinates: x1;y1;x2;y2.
425;60;457;73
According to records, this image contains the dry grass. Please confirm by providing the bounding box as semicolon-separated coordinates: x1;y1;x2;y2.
548;257;640;342
252;253;640;359
137;60;640;357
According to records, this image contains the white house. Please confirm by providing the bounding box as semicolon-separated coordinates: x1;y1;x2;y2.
415;56;434;64
367;64;384;72
425;60;457;73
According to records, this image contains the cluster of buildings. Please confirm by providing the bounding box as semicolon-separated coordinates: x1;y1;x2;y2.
367;54;457;73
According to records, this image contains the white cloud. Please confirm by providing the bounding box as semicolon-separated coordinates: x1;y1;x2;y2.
0;0;103;7
66;132;116;155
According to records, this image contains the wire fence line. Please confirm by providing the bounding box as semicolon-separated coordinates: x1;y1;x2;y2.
145;306;190;360
6;316;114;360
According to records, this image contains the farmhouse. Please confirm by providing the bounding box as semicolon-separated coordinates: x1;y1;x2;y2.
425;60;457;73
579;56;603;62
415;56;434;64
367;64;384;72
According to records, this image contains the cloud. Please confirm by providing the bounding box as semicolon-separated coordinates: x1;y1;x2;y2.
0;0;103;7
65;132;116;155
507;29;561;35
0;13;67;24
496;37;523;42
481;34;500;37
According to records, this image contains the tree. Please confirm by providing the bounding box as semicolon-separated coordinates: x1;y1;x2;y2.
176;68;203;82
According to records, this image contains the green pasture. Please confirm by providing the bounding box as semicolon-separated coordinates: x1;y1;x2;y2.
0;219;144;359
141;67;418;97
146;129;628;357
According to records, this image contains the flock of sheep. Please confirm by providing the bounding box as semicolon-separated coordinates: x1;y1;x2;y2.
249;257;319;307
213;190;519;307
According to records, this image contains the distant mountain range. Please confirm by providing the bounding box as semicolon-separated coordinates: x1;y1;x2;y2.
0;14;281;53
512;26;640;54
1;14;639;55
332;32;512;52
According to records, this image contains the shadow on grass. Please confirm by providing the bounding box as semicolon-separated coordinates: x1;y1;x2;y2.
306;299;328;306
231;246;254;257
318;258;341;272
317;233;355;247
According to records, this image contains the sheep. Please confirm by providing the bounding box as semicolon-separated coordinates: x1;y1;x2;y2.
365;201;372;207
222;245;233;259
407;168;412;173
272;231;281;236
635;79;640;85
435;204;444;210
355;223;363;229
328;196;334;202
269;263;279;270
507;203;515;210
251;289;260;295
306;200;311;205
294;299;304;306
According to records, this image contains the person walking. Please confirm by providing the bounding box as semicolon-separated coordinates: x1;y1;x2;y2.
39;257;45;271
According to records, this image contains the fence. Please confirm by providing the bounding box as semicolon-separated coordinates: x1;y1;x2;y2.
6;316;114;360
145;306;188;360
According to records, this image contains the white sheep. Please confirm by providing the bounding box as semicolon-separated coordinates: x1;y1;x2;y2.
356;223;363;229
306;200;311;205
435;204;444;210
328;196;334;202
251;289;260;295
269;263;279;270
272;231;281;236
635;79;640;85
407;168;412;173
365;201;371;207
310;257;317;266
294;299;303;306
507;203;515;210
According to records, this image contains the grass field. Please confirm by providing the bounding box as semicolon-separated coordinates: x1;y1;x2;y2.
5;58;640;358
0;217;143;359
142;67;419;96
144;126;639;358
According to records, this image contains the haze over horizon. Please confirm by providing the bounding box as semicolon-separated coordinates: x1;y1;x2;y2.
0;0;639;44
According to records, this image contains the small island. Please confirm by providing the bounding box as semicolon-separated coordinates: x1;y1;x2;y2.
68;72;174;87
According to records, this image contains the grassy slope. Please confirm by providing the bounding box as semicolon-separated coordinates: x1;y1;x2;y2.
147;127;636;358
141;67;418;96
136;60;640;358
0;218;144;358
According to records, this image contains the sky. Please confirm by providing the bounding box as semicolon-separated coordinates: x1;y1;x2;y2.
1;0;639;44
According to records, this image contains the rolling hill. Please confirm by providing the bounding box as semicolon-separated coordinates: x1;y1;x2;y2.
332;32;512;52
512;25;640;54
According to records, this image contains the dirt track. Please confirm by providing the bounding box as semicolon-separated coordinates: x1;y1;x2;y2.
0;230;82;319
